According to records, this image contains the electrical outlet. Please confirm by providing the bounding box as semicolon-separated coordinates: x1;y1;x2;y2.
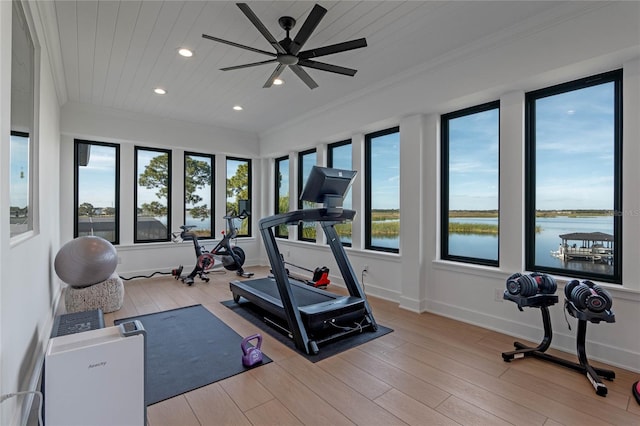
363;264;368;273
117;256;122;264
286;250;290;258
494;288;504;302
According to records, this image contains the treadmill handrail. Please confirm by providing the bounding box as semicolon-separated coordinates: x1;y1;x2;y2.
259;208;355;229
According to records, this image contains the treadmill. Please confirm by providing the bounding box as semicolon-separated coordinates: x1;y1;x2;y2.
230;166;378;355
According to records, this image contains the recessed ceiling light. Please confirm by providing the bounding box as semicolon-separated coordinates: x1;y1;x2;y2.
154;87;167;95
233;105;243;111
178;48;193;57
273;78;284;86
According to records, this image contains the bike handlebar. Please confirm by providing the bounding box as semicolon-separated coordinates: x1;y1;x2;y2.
223;211;248;221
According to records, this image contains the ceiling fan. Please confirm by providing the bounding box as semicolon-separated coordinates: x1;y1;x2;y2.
202;3;367;89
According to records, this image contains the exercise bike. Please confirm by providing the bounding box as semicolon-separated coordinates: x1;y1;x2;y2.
172;210;254;286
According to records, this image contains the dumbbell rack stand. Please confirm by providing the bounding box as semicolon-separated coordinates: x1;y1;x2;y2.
502;292;616;397
563;300;616;396
502;292;558;361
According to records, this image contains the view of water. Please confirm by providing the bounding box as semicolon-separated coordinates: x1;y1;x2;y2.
173;213;615;276
449;216;614;275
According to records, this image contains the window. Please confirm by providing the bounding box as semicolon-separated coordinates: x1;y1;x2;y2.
525;70;622;283
226;157;251;237
10;2;36;238
298;149;317;242
74;140;120;244
135;147;171;242
441;101;500;266
274;156;290;238
328;140;353;246
185;152;214;239
365;127;400;253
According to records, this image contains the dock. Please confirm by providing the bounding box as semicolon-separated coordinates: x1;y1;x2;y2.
550;232;614;263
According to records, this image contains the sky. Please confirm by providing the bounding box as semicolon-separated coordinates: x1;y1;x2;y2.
77;144;117;208
14;82;613;215
369;131;400;210
448;82;615;211
534;82;615;210
9;134;29;207
448;108;499;211
329;143;353;210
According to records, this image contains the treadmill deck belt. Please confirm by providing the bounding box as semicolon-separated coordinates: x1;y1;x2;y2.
230;277;366;333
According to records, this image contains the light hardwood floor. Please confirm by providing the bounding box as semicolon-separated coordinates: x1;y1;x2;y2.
104;266;640;426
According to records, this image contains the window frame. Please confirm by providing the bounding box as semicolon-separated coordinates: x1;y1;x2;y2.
184;151;215;240
226;156;252;237
134;146;172;243
365;126;400;253
441;100;500;267
74;139;120;244
10;1;38;240
297;148;317;242
525;69;623;283
327;139;353;247
274;155;290;238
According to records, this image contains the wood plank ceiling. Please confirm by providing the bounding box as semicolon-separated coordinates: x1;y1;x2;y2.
51;1;572;134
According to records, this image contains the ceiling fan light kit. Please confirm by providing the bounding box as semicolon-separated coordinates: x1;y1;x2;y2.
202;3;367;89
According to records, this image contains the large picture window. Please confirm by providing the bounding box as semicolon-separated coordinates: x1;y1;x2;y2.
226;157;251;237
10;2;36;238
525;70;622;283
328;140;353;246
135;147;171;242
365;127;400;253
298;149;317;242
74;140;120;244
185;152;214;239
441;101;500;266
275;156;290;238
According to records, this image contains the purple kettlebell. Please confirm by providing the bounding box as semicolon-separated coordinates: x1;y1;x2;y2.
241;334;263;367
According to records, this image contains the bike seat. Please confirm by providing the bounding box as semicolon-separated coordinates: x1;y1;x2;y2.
180;225;197;230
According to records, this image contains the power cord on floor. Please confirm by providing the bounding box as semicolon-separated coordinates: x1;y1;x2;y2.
1;391;43;426
120;271;173;281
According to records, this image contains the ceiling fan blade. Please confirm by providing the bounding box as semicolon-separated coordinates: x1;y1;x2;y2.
298;59;357;77
290;4;327;55
221;59;278;71
202;33;276;57
298;38;367;59
289;65;318;89
236;3;286;54
263;64;287;88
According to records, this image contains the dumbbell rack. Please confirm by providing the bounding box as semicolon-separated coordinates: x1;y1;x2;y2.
502;291;616;396
563;300;616;396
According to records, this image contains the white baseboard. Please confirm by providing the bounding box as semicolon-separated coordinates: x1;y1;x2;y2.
425;299;640;374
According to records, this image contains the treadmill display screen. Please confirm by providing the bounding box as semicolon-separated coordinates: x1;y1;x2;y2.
300;166;356;208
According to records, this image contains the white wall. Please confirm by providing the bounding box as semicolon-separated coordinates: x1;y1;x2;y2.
59;102;264;277
1;4;639;424
259;2;640;372
0;2;62;424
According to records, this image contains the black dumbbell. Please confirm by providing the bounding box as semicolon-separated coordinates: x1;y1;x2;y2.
564;279;581;299
530;272;557;294
505;272;523;295
507;273;557;297
507;274;539;297
570;280;613;312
